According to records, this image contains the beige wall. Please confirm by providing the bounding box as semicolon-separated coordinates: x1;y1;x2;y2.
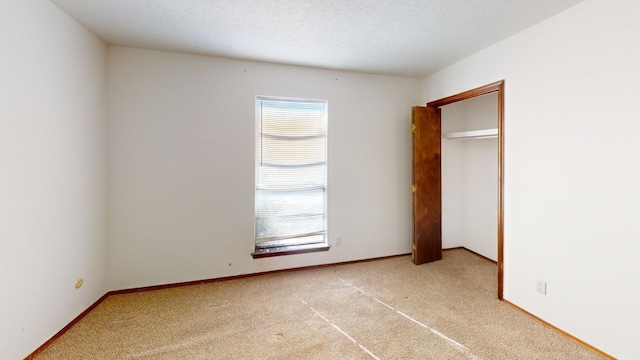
423;0;640;357
107;47;422;290
0;2;108;358
7;0;636;358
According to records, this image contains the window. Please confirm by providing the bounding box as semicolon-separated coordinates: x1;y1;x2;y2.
253;96;329;257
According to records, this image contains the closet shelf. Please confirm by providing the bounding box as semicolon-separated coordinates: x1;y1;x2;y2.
445;128;498;140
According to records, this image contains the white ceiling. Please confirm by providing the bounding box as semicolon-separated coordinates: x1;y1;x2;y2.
50;0;584;78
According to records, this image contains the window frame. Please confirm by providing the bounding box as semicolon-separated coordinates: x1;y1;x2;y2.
251;96;330;258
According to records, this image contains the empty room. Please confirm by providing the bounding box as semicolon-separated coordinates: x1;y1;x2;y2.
2;0;639;359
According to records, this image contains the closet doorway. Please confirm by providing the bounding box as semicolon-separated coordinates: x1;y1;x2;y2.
412;80;504;300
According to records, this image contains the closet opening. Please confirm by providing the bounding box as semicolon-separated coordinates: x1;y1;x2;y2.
412;80;504;300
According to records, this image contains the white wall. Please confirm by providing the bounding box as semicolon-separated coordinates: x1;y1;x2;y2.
0;2;108;359
423;0;640;358
441;94;498;260
441;104;465;250
108;47;421;290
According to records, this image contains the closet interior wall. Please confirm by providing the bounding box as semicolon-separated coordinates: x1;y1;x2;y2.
441;93;498;261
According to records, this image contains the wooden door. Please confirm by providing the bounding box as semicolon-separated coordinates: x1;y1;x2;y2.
411;106;442;265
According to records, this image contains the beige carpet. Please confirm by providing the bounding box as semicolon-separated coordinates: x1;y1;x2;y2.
34;250;604;359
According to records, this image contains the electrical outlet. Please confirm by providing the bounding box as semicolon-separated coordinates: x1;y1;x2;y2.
536;279;547;295
75;278;84;289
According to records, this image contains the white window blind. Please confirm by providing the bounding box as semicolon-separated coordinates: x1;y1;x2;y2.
255;96;328;249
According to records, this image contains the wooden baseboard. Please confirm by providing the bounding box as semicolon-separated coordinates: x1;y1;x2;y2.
450;248;613;358
25;253;614;359
24;293;110;360
24;253;411;358
110;253;411;295
443;246;497;264
503;300;615;360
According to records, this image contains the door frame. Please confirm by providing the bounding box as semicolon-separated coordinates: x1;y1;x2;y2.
427;80;505;300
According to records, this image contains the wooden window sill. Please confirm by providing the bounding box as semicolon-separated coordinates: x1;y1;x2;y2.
252;243;330;259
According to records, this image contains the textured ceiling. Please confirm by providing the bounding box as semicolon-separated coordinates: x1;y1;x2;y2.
50;0;584;78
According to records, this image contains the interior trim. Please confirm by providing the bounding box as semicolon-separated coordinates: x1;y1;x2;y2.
23;253;410;358
451;246;613;359
25;250;610;359
251;243;330;259
427;81;504;108
24;293;110;360
426;80;505;300
444;247;497;264
504;300;615;360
